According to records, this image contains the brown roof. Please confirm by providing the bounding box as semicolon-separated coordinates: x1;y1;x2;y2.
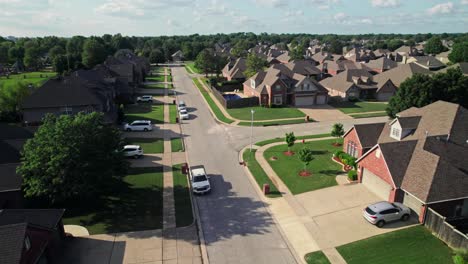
373;62;432;88
412;56;445;70
394;116;421;129
223;58;247;79
365;57;397;72
379;140;418;186
319;69;374;93
276;51;291;62
0;223;27;264
353;123;386;148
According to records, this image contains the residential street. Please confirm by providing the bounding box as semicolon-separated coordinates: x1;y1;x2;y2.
172;66;390;264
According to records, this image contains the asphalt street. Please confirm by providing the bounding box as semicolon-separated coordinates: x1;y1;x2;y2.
172;66;389;264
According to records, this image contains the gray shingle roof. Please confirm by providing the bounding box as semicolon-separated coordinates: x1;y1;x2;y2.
0;209;65;230
0;163;21;192
379;140;418;186
353;123;386;148
0;223;27;264
373;62;432;87
319;69;374;93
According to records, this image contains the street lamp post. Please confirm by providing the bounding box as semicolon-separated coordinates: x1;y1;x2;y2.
250;109;255;152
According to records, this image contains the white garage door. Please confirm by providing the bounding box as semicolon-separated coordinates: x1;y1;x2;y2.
295;96;315;106
403;192;423;216
316;95;327;104
362;168;392;200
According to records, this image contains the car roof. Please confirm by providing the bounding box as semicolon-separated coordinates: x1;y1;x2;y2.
124;145;140;149
369;201;395;212
191;168;206;176
178;101;185;104
132;120;151;123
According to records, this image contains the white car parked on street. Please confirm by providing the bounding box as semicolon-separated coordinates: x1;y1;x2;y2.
179;109;189;120
190;166;211;194
122;145;143;159
124;120;153;132
137;95;153;103
178;101;186;111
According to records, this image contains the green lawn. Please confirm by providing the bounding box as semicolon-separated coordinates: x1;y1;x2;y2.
0;71;56;87
264;138;342;194
169;104;178;124
243;149;281;198
173;164;193;227
305;251;331;264
193;78;234;124
144;83;173;89
238;119;307;127
126;138;164;154
146;75;165;82
227;106;305;121
150;67;165;74
125;104;164;124
171;137;184;152
337;226;454;264
349;112;389;119
63;167;163;234
185;61;202;74
167;75;172;82
330;101;388;114
255;133;331;147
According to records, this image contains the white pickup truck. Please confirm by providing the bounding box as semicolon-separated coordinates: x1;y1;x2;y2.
189;166;211;194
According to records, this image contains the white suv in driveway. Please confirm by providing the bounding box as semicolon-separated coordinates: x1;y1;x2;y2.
124;120;153;132
137;95;153;103
190;166;211;194
122;145;143;159
363;201;411;227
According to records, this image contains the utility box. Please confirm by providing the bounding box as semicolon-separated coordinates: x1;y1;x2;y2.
182;163;189;174
263;184;270;195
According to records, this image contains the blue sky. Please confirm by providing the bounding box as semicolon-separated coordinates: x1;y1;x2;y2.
0;0;467;37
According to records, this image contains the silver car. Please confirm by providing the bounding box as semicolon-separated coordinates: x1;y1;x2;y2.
363;201;411;227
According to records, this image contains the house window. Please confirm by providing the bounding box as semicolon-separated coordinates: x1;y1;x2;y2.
61;107;72;115
24;236;31;251
391;127;401;139
275;85;282;91
305;84;310;90
273;95;282;105
251;80;255;88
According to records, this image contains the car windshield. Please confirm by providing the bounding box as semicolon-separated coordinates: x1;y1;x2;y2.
180;110;187;114
193;175;207;182
365;207;376;215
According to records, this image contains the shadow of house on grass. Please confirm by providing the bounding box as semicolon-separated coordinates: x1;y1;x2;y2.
58;236;126;264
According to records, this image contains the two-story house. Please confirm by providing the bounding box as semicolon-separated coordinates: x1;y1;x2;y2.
222;58;247;81
343;101;468;223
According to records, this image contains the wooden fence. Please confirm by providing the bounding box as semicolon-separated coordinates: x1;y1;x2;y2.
425;208;468;249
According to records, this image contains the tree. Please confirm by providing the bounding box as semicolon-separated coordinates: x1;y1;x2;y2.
24;46;42;70
149;49;165;63
386;68;468;117
82;38;106;68
0;42;12;63
328;39;343;54
298;148;314;172
17;112;128;204
387;39;404;51
244;53;267;78
52;54;68;75
331;123;344;144
424;37;447;55
231;39;249;58
285;132;296;153
448;42;468;63
8;46;25;62
48;45;65;60
0;81;31;114
290;46;304;60
195;49;214;77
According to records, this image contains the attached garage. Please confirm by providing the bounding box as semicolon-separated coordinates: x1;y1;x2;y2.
361;168;392;200
295;96;315;106
316;95;327;104
402;192;424;216
376;92;393;101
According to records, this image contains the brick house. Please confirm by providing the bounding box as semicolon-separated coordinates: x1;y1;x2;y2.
243;61;328;107
222;58;247;81
344;101;468;223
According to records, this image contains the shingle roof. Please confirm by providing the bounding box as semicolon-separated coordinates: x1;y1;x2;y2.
395;116;421;129
353;123;386;148
379;140;418;186
0;223;27;264
0;141;21;164
276;51;291;62
365;57;398;72
0;209;65;230
373;62;432;87
0;163;22;192
412;56;445;70
319;69;374;93
0;124;32;140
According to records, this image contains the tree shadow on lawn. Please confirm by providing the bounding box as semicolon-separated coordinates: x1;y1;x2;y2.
318;169;344;176
124;104;153;114
63;167;164;235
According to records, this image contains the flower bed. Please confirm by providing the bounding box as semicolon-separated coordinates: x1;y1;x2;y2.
332;151;356;172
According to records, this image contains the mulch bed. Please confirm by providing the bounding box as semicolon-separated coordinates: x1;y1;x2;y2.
270;156;278;161
283;151;295;156
332;157;353;172
298;170;312;177
332;142;342;147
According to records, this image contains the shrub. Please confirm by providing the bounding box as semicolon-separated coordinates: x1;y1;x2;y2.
334;150;344;157
348;96;359;102
453;250;468;264
348;170;358;181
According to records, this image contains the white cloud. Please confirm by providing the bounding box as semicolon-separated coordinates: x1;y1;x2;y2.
254;0;287;8
461;0;468;4
334;12;347;21
427;2;454;15
359;18;373;24
95;0;192;18
370;0;400;7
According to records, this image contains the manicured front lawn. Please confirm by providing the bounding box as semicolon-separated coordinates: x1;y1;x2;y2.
126;138;164;154
0;71;56;87
243;149;281;198
238;118;307;127
169;104;178;124
185;61;202;74
264;138;342;194
336;226;454;264
193;78;234;124
305;251;331;264
63;167;163;234
167;75;172;82
227;106;305;121
146;75;165;82
151;67;165;74
171;137;184;152
349;112;389;118
255;133;331;147
330;101;388;114
125;104;164;124
173;164;193;227
144;83;173;89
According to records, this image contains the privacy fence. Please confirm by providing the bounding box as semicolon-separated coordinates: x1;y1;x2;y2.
209;85;258;109
425;208;468;249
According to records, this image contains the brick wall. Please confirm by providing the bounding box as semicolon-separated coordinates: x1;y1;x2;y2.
357;146;395;187
343;128;364;158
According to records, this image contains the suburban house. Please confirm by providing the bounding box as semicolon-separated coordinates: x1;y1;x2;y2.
345;101;468;223
276;51;291;64
243;63;329;107
364;57;398;74
319;68;396;101
21;73;118;124
344;48;376;62
372;62;433;88
312;52;333;64
435;51;451;64
0;209;66;264
0;124;33;210
438;62;468;76
222;58;247;81
172;50;184;62
406;56;446;71
373;49;391;58
319;60;371;76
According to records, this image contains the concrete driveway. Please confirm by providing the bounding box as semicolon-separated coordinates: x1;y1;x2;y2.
298;105;352;122
295;183;418;249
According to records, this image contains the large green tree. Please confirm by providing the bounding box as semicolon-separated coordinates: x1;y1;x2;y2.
48;45;66;61
386;68;468;117
149;48;165;63
82;38;107;68
424;37;447;55
195;49;214;77
18;112;128;204
448;42;468;63
24;46;42;70
244;53;268;78
0;81;31;114
52;54;68;75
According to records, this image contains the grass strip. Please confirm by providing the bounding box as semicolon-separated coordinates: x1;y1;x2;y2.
242;149;281;198
173;164;194;227
255;133;331;147
193;78;234;124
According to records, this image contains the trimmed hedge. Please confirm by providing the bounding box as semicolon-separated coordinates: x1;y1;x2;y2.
333;150;357;170
348;170;358;181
